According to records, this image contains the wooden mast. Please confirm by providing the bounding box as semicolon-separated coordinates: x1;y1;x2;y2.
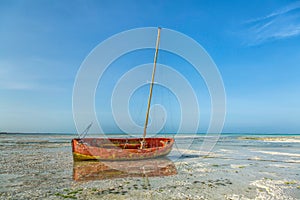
141;27;161;148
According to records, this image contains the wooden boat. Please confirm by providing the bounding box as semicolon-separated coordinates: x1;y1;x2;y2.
72;27;174;161
72;137;174;161
73;157;177;181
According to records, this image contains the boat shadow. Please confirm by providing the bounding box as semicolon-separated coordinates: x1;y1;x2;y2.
73;157;177;181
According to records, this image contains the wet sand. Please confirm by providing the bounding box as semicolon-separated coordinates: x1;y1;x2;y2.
0;134;299;199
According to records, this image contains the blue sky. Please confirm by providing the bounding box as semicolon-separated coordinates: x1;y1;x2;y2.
1;0;300;134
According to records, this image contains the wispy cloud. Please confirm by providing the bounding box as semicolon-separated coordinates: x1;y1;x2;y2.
0;59;69;91
242;1;300;45
0;61;36;90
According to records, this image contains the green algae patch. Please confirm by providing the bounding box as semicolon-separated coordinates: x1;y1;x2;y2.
284;181;297;185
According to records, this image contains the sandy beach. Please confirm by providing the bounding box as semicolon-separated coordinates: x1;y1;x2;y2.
0;134;299;199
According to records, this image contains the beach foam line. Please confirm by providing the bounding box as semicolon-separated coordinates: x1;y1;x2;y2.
239;136;300;143
252;150;300;157
266;139;300;143
172;148;222;156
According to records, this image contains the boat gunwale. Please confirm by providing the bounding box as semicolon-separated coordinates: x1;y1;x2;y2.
72;137;174;151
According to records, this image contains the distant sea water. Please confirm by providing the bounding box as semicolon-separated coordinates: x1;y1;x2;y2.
0;132;299;199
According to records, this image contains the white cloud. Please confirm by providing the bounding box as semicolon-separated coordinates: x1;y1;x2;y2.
246;1;300;23
243;2;300;45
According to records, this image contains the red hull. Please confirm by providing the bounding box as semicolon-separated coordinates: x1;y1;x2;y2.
72;137;174;161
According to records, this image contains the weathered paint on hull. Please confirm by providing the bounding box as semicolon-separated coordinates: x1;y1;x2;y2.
72;137;174;161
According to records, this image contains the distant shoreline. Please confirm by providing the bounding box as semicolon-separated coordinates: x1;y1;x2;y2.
1;132;299;136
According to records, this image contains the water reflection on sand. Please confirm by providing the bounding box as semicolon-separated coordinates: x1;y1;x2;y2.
73;157;177;181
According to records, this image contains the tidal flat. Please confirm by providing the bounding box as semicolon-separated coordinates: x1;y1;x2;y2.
0;134;299;199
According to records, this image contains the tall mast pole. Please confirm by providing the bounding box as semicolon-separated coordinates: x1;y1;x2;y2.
142;27;161;145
